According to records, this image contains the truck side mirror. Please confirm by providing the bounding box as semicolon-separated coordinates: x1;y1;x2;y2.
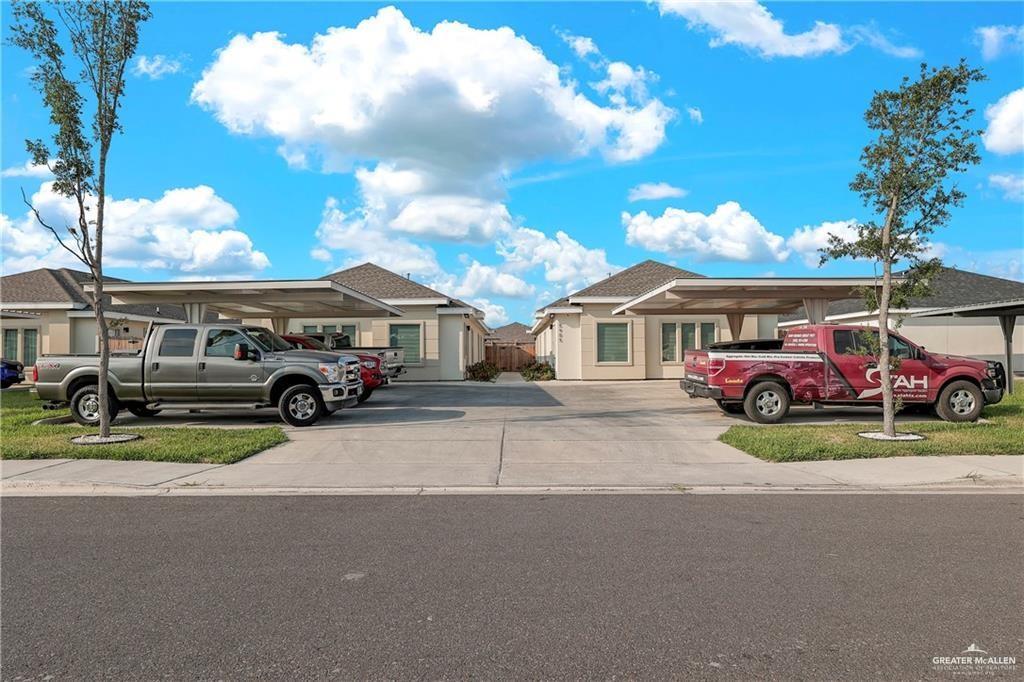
233;343;250;361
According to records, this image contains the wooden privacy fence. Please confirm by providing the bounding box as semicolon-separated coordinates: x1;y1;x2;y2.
485;342;536;371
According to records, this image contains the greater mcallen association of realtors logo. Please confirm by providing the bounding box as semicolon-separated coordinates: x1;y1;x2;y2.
931;643;1017;675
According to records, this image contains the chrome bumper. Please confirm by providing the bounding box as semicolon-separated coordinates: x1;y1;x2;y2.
321;380;362;407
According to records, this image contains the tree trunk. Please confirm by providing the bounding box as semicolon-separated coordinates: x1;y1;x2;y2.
93;275;112;437
878;210;896;438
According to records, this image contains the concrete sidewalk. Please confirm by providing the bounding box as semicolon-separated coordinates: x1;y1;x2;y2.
3;381;1021;494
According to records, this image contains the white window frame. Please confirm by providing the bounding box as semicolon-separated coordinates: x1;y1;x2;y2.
20;327;41;366
594;319;633;366
660;322;681;365
388;321;425;366
699;321;718;349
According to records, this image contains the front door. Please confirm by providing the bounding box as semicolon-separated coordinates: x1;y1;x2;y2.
198;328;266;400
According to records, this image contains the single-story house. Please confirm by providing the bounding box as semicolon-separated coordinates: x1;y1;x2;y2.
778;266;1024;366
486;322;535;345
0;267;189;369
274;263;490;381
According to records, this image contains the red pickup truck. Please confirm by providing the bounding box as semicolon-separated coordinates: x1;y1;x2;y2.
282;334;385;404
681;324;1006;424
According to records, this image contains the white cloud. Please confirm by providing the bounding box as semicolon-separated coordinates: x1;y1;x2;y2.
132;55;183;79
848;24;921;59
989;173;1024;202
192;6;673;265
975;25;1024;60
498;226;620;293
558;30;600;59
786;219;859;267
593;61;655;103
310;246;332;262
623;201;790;262
469;298;509;327
1;182;270;277
983;88;1024;155
686;106;704;124
655;0;847;58
1;159;53;178
433;260;535;299
628;182;688;202
927;244;1024;281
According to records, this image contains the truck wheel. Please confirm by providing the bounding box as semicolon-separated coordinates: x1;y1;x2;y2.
70;385;121;427
743;382;790;424
356;388;373;404
127;405;162;418
278;384;324;427
715;399;744;414
935;381;983;422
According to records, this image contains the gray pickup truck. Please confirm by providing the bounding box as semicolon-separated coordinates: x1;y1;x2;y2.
34;323;363;427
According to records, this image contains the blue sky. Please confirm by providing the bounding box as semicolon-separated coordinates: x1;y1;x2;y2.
2;1;1023;326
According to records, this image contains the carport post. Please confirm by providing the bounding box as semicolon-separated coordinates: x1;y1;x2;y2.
183;302;207;323
998;314;1015;394
270;317;289;334
802;298;829;325
726;313;746;341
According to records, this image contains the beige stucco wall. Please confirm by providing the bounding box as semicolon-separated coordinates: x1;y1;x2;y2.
554;314;582;380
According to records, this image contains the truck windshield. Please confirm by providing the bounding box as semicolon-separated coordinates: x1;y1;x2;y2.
244;327;296;353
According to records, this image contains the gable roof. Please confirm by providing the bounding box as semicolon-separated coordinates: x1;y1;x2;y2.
537;260;704;311
321;262;452;301
487;322;534;343
1;267;192;320
779;266;1024;322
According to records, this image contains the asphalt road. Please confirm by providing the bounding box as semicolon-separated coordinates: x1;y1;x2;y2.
3;495;1022;680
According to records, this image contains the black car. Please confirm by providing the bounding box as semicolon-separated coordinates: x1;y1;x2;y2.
1;359;26;389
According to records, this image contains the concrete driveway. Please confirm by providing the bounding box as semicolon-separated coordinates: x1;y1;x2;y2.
149;378;1018;489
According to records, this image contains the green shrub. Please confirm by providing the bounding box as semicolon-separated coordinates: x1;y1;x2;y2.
521;362;556;381
466;361;501;382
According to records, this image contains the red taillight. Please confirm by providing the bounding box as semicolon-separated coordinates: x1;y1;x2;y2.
31;366;38;382
708;357;726;377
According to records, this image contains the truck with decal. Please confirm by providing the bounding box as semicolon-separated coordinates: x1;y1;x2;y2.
681;324;1006;424
33;323;363;427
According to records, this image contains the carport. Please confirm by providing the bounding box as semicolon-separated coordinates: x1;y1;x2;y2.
913;298;1022;394
612;276;884;339
92;279;404;331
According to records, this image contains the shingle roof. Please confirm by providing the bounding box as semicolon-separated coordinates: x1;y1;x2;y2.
570;260;704;297
779;266;1024;321
537;259;704;311
487;322;534;343
321;263;453;301
1;267;191;320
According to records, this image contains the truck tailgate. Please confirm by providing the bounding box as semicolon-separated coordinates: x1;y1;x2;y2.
683;349;710;384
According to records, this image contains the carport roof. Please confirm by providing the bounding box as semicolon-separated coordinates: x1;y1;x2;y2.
91;279;404;319
611;277;885;316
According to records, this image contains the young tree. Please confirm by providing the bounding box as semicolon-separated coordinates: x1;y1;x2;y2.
822;61;985;437
9;0;150;438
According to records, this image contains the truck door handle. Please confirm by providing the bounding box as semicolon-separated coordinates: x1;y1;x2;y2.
199;361;206;371
152;362;159;371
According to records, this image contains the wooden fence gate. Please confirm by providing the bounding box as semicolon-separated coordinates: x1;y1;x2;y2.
485;342;536;371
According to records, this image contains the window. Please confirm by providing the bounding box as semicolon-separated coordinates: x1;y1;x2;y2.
888;335;913;360
3;330;17;361
661;323;677;362
302;325;317;333
205;329;247;357
322;325;337;334
389;324;422;364
700;322;716;349
158;329;197;357
596;323;629;363
682;323;696;351
23;330;38;366
340;324;357;342
833;329;859;355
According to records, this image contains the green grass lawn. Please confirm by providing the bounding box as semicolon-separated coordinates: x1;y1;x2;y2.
720;383;1024;462
0;390;288;464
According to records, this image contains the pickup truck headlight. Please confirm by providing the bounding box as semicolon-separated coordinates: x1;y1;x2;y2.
361;359;378;369
317;363;341;383
986;362;998;378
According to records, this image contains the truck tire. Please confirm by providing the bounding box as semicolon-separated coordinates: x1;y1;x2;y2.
127;405;162;418
935;380;983;423
278;384;324;427
69;385;121;427
715;399;744;414
356;388;374;404
743;381;790;424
